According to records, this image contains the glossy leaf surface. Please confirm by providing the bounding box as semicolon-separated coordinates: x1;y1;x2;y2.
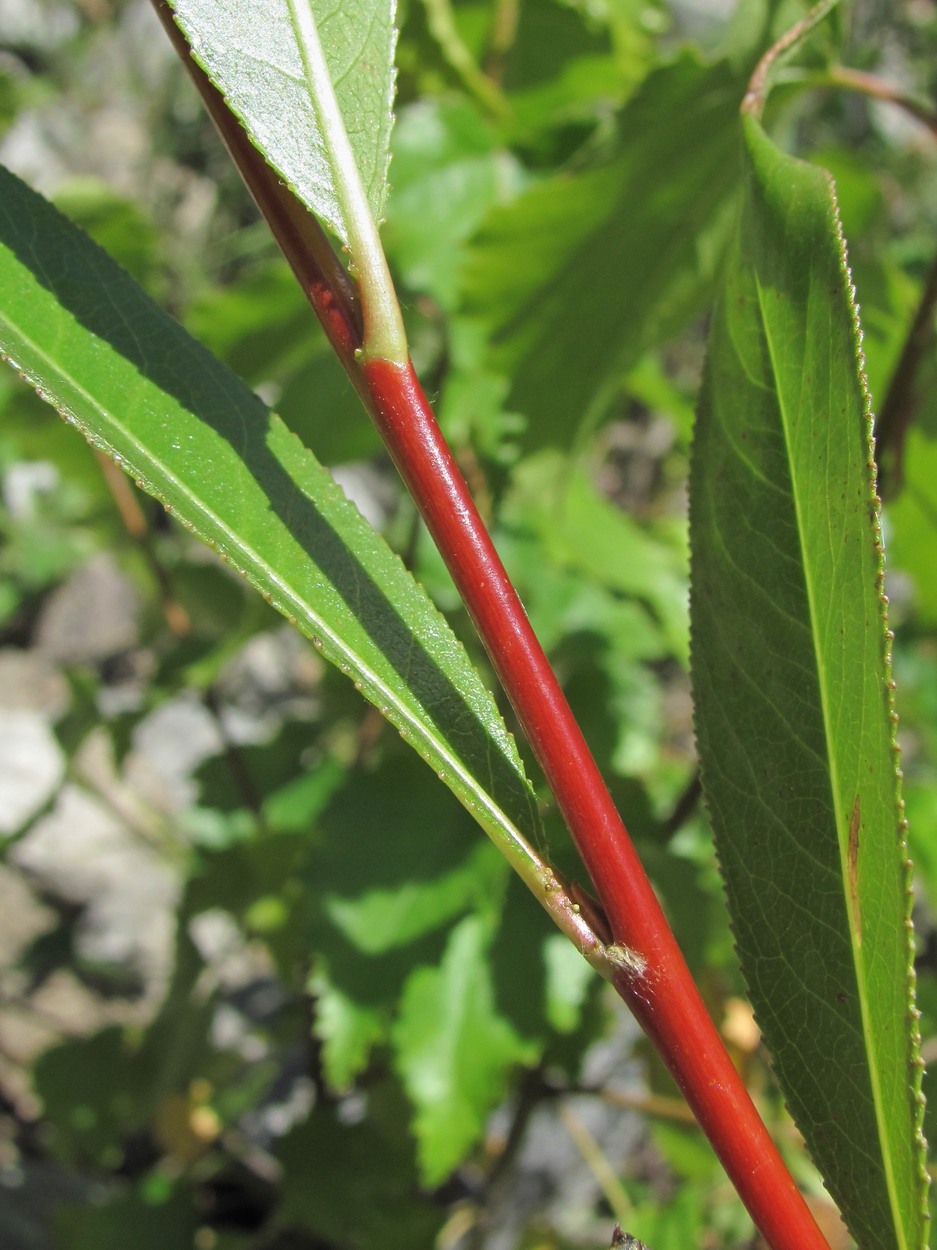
690;115;927;1250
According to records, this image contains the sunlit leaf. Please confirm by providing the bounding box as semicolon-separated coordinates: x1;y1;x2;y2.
392;914;535;1183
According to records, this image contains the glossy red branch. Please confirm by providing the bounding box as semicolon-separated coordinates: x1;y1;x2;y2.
361;358;830;1250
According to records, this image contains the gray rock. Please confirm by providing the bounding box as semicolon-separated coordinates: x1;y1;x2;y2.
0;711;64;837
34;554;140;666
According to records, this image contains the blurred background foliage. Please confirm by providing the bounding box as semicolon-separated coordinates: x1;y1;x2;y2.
0;0;935;1247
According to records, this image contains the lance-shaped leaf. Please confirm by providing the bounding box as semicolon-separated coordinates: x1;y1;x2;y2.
690;115;928;1250
0;164;606;968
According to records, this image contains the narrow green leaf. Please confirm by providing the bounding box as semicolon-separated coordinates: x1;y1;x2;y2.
392;914;534;1183
690;116;928;1250
461;53;742;448
0;164;580;964
168;0;395;243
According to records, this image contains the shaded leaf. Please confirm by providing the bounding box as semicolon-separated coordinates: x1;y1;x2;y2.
56;1184;198;1250
53;177;164;292
277;1094;444;1245
35;1028;135;1167
461;53;742;447
186;254;376;459
690;114;927;1250
315;754;503;955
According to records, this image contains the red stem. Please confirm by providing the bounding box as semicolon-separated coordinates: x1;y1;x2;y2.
362;360;830;1250
153;6;832;1246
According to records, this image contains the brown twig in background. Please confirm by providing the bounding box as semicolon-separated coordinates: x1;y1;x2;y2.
96;451;191;636
825;65;937;138
202;686;268;830
485;0;521;86
874;248;937;495
466;1065;552;1250
662;769;702;837
596;1083;699;1127
559;1100;633;1228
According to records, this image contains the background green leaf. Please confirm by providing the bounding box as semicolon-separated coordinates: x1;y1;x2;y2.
503;451;689;664
689;114;928;1250
392;912;536;1183
167;0;396;243
886;428;937;629
460;53;742;448
383;95;520;311
277;1091;444;1245
55;1185;199;1250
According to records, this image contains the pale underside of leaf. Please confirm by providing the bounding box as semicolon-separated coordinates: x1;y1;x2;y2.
168;0;396;245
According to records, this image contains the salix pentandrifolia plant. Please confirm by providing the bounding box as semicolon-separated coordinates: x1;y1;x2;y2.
0;1;927;1247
